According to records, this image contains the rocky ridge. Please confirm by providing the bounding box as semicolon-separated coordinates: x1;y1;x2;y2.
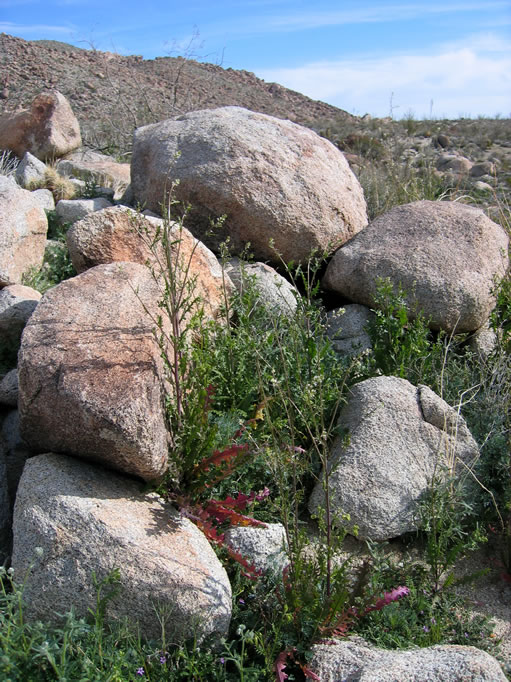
0;33;353;153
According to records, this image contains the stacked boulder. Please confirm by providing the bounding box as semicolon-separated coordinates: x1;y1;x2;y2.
0;176;48;287
131;106;368;264
0;99;508;676
0;90;81;161
323;199;509;334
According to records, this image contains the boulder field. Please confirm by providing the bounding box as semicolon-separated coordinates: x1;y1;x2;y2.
0;94;509;676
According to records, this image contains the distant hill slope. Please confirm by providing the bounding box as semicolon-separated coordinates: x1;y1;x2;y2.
0;33;354;154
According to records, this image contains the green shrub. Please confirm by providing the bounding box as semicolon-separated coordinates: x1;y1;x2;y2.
22;213;76;293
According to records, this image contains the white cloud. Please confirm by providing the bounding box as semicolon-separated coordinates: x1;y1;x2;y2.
256;36;511;118
263;2;510;33
0;22;74;35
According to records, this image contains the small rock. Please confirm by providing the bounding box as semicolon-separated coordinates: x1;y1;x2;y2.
470;161;496;178
434;134;450;148
15;151;47;187
473;180;493;193
326;304;374;357
225;259;298;317
469;322;497;358
436;154;473;174
31;188;55;211
224;523;288;574
0;370;18;408
55;197;112;224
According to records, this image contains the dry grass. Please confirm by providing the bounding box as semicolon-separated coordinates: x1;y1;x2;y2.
27;167;76;201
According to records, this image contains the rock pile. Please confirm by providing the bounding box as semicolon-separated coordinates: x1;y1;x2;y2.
0;95;508;676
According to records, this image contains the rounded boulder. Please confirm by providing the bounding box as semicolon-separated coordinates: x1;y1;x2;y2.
131;106;368;264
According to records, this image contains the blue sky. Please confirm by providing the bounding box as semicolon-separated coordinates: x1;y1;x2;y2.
1;0;510;118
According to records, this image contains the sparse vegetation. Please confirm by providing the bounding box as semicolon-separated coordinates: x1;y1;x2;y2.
0;150;19;177
22;211;76;293
26;167;76;201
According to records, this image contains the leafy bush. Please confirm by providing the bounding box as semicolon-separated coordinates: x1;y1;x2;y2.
358;555;499;654
22;212;76;293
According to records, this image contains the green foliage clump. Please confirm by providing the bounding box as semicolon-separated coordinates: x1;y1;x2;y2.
22;212;76;293
366;277;445;384
358;556;498;654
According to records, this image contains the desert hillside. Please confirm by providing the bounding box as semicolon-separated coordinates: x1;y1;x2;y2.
0;32;354;153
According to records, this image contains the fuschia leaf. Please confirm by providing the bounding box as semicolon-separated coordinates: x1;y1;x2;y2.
366;585;410;613
274;649;294;682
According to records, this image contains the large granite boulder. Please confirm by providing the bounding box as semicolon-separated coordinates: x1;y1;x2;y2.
18;262;170;481
131;106;367;264
308;376;479;541
66;206;233;321
0;176;48;286
12;453;231;642
309;638;507;681
323;200;509;333
0;91;81;161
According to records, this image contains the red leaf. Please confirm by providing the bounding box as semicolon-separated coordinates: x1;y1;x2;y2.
205;501;267;528
274;649;295;682
199;443;249;473
214;491;256;510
